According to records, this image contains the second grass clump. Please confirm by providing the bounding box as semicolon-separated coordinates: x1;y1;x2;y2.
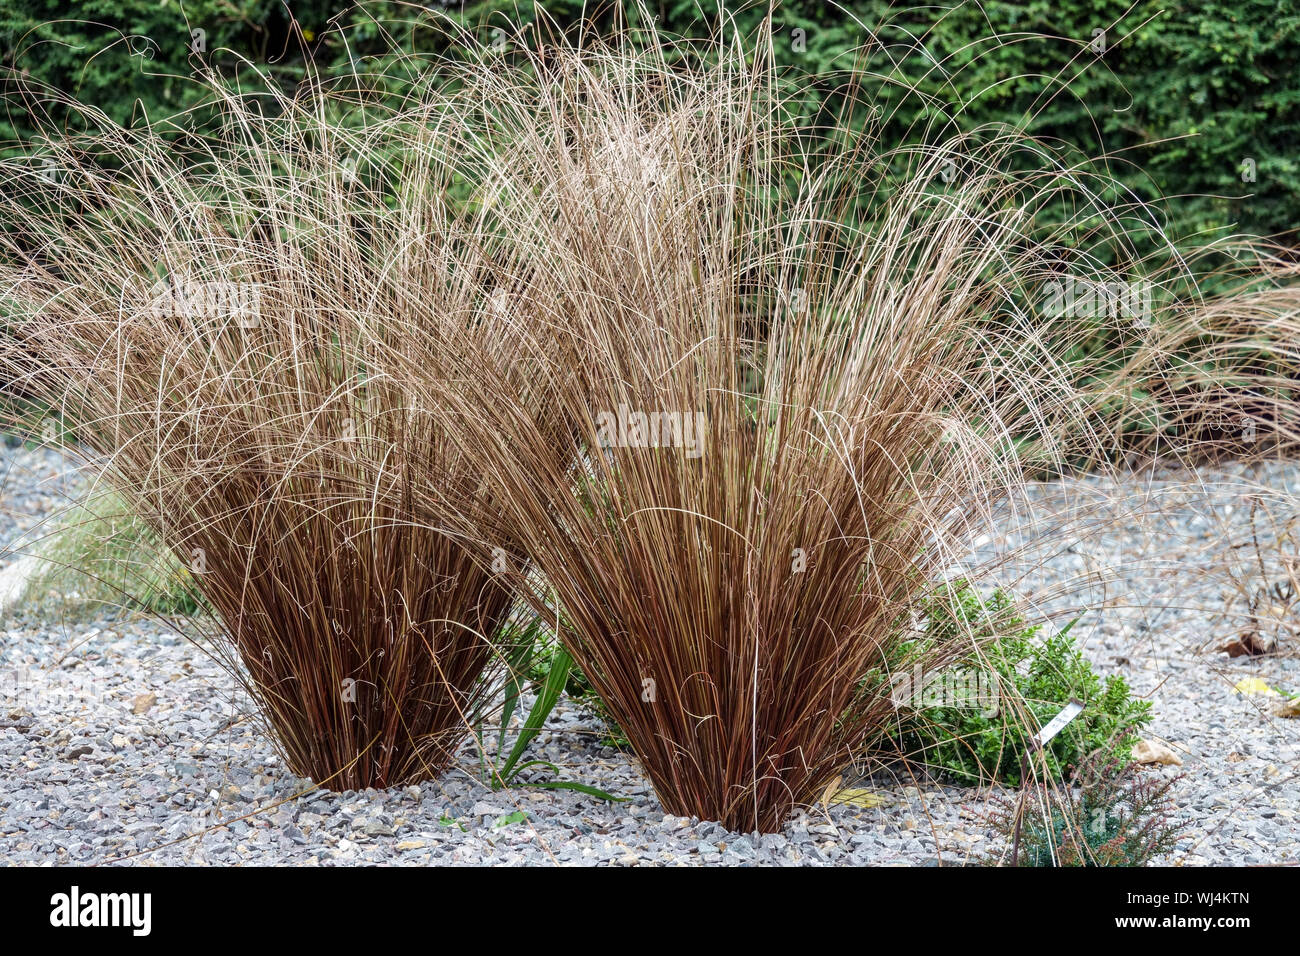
398;27;1193;831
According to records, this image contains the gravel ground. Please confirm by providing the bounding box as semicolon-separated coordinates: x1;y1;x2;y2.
0;443;1297;866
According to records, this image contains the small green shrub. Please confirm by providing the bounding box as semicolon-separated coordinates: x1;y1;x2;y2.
987;734;1188;866
885;584;1153;785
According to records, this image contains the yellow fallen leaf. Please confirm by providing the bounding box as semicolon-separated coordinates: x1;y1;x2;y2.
1233;677;1278;697
818;775;843;810
831;787;890;809
1132;739;1183;766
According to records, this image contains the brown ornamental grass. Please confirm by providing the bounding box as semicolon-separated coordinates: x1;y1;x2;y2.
390;29;1299;831
0;60;543;789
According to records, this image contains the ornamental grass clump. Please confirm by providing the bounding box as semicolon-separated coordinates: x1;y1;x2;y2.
393;27;1226;831
0;62;541;789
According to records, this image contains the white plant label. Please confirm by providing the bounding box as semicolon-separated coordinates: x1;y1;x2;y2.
1032;699;1085;748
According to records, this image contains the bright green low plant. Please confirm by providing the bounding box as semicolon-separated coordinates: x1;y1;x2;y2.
20;495;200;617
476;616;626;802
527;639;629;750
883;584;1153;785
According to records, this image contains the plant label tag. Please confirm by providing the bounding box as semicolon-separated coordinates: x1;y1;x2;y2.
1032;699;1085;748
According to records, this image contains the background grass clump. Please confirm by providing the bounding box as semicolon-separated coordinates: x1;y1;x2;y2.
18;494;200;618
